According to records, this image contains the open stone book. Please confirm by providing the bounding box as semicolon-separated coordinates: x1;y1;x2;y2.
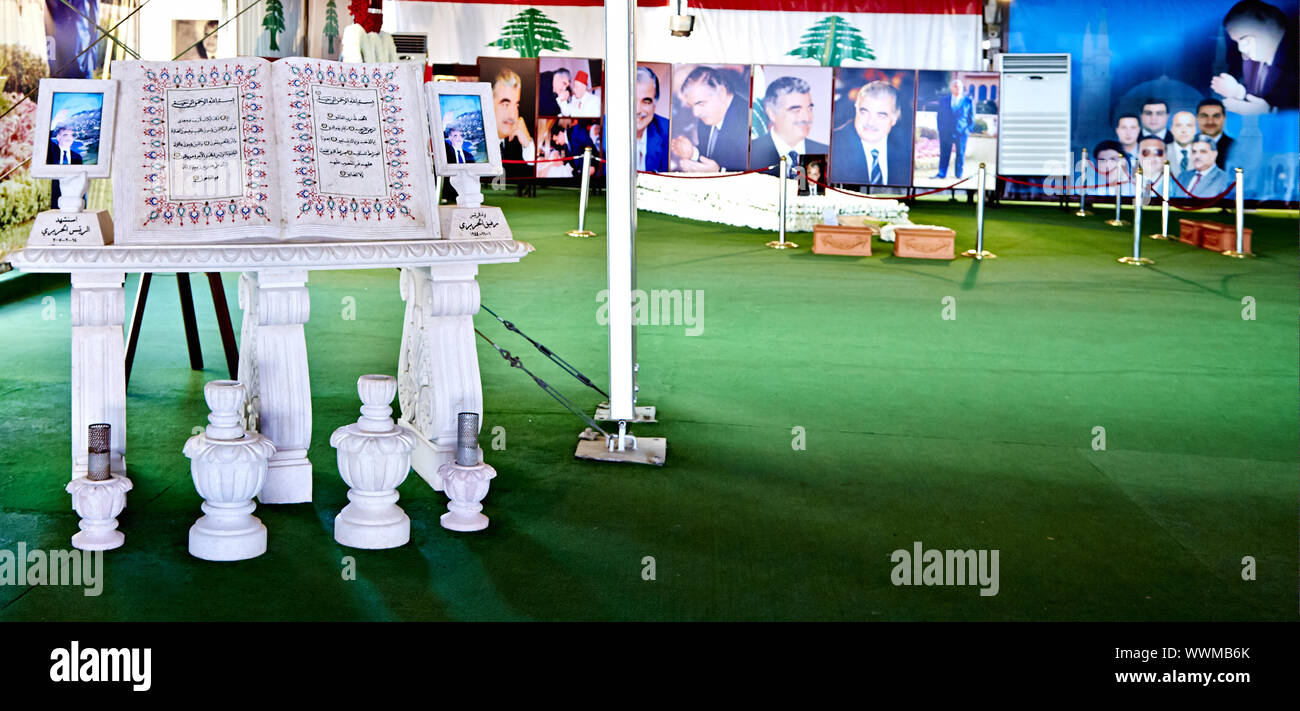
110;57;437;244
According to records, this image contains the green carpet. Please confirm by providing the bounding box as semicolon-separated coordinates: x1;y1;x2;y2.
0;192;1295;620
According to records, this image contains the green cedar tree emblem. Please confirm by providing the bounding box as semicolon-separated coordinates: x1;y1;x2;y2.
324;0;340;54
488;8;572;58
786;15;874;67
262;0;286;52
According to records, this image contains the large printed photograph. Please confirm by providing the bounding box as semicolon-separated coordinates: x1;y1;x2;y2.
1009;0;1299;203
829;68;916;188
748;65;832;176
669;64;752;172
912;71;999;188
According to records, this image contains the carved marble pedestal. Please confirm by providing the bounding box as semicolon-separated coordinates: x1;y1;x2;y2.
398;265;485;487
10;239;532;514
331;375;416;549
238;271;313;504
184;381;277;561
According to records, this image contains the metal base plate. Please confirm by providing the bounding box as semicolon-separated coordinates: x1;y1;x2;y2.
1074;210;1091;217
766;240;799;249
594;403;657;423
960;249;997;259
1118;256;1154;265
1148;233;1172;240
575;436;667;466
567;229;597;238
1222;250;1254;259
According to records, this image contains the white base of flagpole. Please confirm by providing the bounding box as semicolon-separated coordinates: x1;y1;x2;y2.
595;403;656;423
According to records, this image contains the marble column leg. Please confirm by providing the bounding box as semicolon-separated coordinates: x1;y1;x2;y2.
238;270;312;504
397;265;485;487
70;271;127;479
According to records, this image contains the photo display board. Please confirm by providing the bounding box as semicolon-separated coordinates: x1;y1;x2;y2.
477;57;538;183
472;55;1003;189
536;57;604;179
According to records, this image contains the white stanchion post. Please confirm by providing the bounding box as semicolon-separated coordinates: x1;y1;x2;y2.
766;155;797;249
1225;167;1251;258
1151;161;1171;239
1075;147;1090;217
1105;175;1126;226
1119;168;1152;265
567;147;596;237
962;163;995;259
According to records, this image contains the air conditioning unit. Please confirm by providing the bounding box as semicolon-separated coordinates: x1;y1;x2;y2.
996;53;1071;176
391;33;428;64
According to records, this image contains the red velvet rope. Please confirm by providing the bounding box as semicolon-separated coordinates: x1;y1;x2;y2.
805;175;969;199
501;155;582;165
636;166;776;178
1148;182;1238;211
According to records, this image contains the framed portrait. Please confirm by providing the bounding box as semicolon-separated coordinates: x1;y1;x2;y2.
912;70;1000;188
749;65;833;175
668;63;752;172
427;81;503;178
477;58;537;180
31;78;117;180
828;68;916;188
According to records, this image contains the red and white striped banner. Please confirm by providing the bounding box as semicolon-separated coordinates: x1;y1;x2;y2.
384;0;982;69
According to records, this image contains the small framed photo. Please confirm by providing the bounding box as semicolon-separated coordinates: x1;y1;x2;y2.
427;81;502;178
31;78;117;180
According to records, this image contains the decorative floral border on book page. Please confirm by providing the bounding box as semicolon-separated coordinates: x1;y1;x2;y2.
138;64;271;228
285;62;416;223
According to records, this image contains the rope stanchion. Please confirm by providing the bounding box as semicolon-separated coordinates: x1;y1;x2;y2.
766;156;796;250
1075;148;1091;217
961;164;994;259
1150;162;1172;239
1119;168;1153;266
1224;167;1253;258
1104;179;1127;227
567;147;596;238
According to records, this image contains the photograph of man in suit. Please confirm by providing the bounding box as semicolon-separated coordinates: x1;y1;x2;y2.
636;66;670;172
1114;114;1141;168
1136;136;1166;194
444;127;478;165
1139;98;1173;143
1195;99;1234;169
47;125;83;165
1211;0;1296;115
1177;137;1230;197
490;68;535;180
829;80;909;186
749;76;828;176
671;66;750;172
932;77;974;179
1166;110;1198;176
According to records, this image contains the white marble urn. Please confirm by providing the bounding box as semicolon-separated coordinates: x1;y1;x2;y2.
435;460;497;532
183;380;277;561
330;374;416;549
66;475;133;551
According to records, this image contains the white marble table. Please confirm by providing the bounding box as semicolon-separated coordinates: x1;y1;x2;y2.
10;238;534;503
